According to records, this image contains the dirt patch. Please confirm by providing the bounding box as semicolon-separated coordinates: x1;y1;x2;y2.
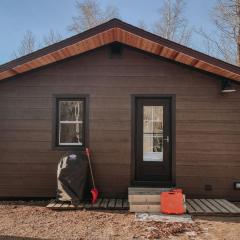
0;201;200;240
170;215;240;240
0;201;239;240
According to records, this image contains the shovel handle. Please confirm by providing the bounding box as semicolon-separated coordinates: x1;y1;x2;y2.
85;148;96;189
85;148;90;157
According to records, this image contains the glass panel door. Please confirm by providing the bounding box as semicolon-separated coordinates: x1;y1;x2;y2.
143;106;163;162
135;97;172;182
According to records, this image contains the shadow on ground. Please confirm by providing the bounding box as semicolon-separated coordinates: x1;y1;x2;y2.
193;216;240;223
0;201;50;207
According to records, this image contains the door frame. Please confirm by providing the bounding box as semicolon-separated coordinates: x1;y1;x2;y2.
131;94;176;187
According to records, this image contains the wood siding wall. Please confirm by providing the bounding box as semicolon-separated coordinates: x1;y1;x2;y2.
0;45;239;200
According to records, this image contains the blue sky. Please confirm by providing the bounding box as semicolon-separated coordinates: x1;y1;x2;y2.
0;0;216;64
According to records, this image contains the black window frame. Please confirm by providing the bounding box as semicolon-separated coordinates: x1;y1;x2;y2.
52;94;89;150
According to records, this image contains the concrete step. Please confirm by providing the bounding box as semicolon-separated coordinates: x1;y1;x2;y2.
130;203;160;213
128;187;173;203
128;187;186;213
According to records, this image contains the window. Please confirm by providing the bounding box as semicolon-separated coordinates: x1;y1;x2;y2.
143;106;163;162
55;97;87;148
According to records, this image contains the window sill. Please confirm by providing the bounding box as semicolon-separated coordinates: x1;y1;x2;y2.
52;145;86;151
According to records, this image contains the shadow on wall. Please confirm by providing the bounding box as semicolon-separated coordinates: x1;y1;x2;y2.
0;236;46;240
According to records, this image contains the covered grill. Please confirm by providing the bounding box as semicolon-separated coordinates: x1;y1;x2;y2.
57;151;88;205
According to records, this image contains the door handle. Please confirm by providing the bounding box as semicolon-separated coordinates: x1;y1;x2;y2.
163;136;169;143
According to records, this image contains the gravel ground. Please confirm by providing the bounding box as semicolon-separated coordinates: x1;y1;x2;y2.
0;201;239;240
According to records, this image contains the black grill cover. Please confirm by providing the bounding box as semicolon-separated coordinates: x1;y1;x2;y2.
57;151;88;205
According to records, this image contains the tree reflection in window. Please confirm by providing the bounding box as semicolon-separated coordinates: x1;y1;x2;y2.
143;106;163;162
58;100;84;146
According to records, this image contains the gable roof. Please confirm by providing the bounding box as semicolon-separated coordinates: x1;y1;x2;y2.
0;18;239;82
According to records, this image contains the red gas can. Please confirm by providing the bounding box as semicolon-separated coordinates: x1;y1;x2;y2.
160;189;186;215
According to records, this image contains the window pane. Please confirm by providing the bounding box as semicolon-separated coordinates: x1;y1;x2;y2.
59;123;83;145
143;106;163;162
153;135;163;152
153;106;163;121
143;120;152;133
60;101;83;121
143;106;152;121
153;122;163;133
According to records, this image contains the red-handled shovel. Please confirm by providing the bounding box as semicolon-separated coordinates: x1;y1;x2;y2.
85;148;99;204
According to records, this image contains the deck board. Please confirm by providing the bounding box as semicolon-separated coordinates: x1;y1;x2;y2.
186;202;196;214
100;198;109;209
54;202;63;208
108;199;116;209
84;201;92;209
92;198;102;209
123;199;129;209
47;198;129;210
47;200;57;208
186;199;240;216
187;199;204;213
192;199;213;213
216;199;240;213
207;199;228;213
115;199;123;209
46;198;240;216
200;199;221;213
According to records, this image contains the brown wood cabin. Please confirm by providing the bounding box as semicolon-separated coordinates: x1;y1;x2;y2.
0;19;240;201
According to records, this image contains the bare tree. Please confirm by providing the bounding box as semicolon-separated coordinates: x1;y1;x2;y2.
138;20;148;31
14;30;36;58
13;29;63;58
68;0;119;33
198;0;240;65
153;0;192;45
43;30;63;46
213;0;240;64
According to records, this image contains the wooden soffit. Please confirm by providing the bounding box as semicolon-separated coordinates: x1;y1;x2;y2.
0;19;239;81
